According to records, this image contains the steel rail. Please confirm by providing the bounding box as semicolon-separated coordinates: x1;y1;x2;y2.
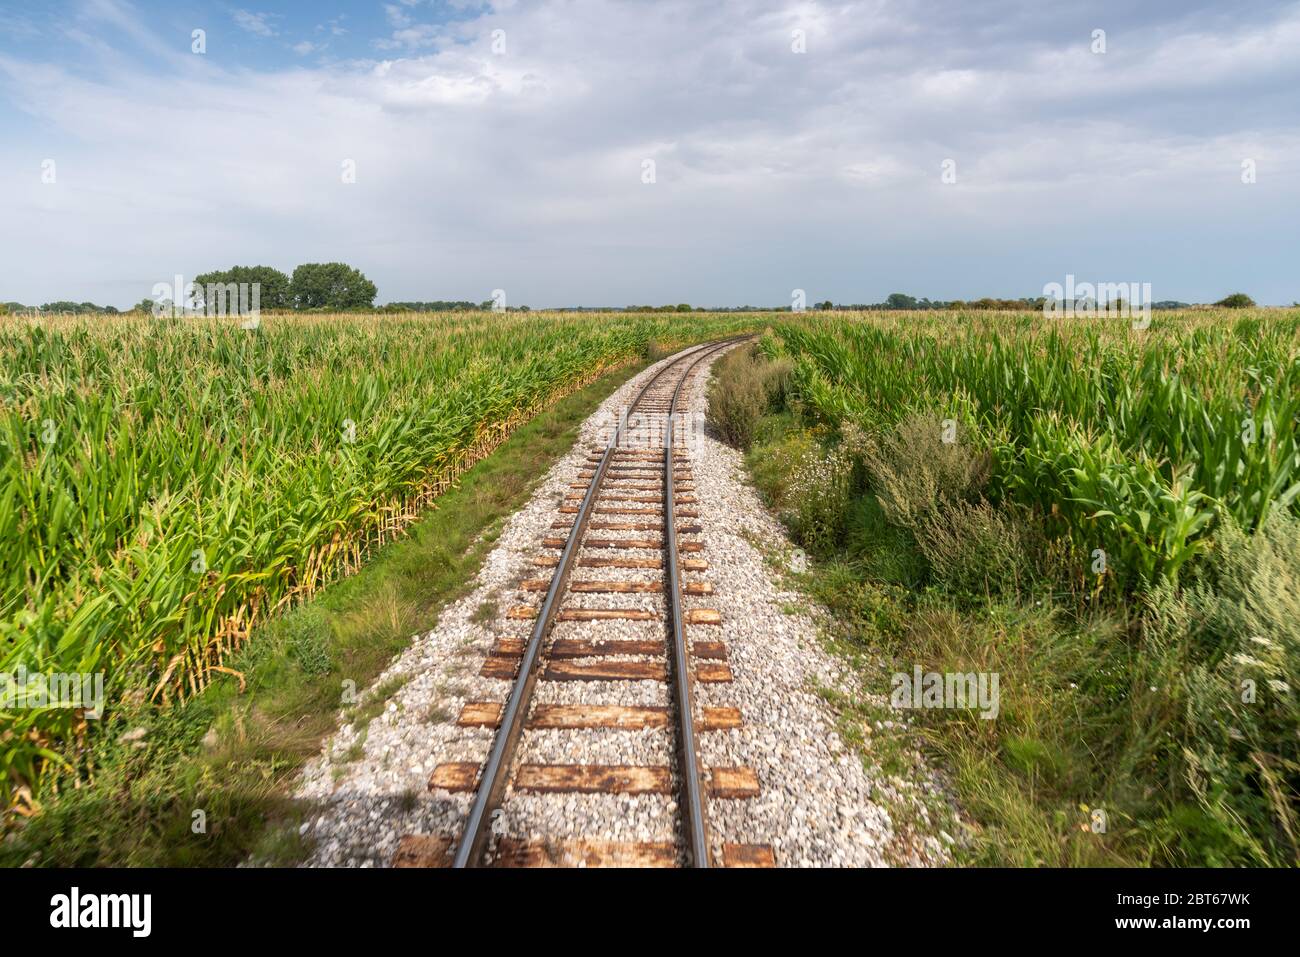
663;338;741;867
451;339;725;868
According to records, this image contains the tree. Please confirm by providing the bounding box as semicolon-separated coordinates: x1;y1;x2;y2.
1214;293;1256;308
40;301;115;314
195;266;292;311
384;301;478;312
290;263;377;310
885;293;918;310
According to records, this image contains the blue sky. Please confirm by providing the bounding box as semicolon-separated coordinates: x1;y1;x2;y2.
2;0;1299;308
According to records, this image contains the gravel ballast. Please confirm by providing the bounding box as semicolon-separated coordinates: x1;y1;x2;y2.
294;344;949;867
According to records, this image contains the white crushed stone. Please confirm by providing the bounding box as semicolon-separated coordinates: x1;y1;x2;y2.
292;344;948;867
680;344;948;868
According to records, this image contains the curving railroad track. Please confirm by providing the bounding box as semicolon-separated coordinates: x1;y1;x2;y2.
395;339;775;868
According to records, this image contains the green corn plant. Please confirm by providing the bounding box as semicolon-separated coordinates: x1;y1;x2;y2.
0;309;757;814
770;308;1299;588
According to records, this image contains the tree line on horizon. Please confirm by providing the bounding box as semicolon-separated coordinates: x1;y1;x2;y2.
0;285;1270;316
137;263;378;313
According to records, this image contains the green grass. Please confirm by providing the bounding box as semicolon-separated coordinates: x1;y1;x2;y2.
740;407;1145;865
0;358;651;867
768;309;1300;589
718;334;1300;868
0;310;759;812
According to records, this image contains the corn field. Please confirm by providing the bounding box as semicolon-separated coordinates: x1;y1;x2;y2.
0;310;753;813
767;309;1300;589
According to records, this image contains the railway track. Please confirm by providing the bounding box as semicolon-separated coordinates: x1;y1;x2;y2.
394;339;775;868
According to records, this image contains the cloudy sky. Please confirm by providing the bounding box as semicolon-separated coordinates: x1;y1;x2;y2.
2;0;1298;308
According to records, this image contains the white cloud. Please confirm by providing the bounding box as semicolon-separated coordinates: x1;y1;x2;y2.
0;12;42;40
232;9;276;38
2;0;1298;307
384;4;413;29
292;40;318;56
374;25;443;51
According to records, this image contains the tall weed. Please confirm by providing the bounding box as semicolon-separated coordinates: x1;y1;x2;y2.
1165;511;1300;864
707;345;792;450
847;415;990;529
